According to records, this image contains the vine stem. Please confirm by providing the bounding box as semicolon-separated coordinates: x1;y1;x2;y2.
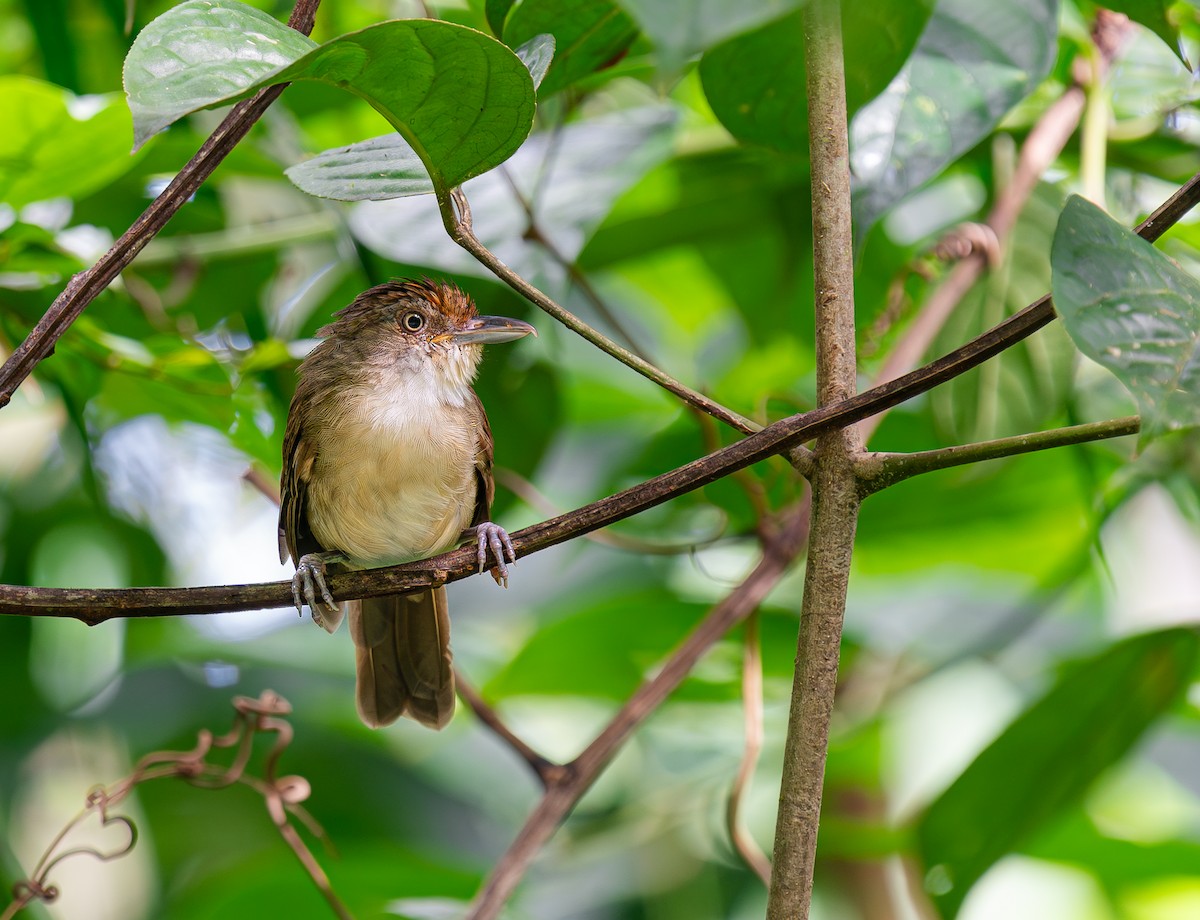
767;3;862;916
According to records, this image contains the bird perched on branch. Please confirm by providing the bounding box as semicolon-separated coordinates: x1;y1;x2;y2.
278;279;536;729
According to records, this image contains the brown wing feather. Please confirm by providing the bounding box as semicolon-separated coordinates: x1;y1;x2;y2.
279;386;323;564
469;389;495;528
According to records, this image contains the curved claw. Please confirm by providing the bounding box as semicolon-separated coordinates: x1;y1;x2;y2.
293;553;337;619
475;522;517;588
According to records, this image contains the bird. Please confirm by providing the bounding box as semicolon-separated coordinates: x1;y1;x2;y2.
277;279;535;729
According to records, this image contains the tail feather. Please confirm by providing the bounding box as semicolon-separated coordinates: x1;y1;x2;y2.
348;588;455;729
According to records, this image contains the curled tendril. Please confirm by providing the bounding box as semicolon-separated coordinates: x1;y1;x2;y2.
3;690;348;920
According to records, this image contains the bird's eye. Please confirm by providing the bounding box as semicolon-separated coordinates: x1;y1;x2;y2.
401;311;426;332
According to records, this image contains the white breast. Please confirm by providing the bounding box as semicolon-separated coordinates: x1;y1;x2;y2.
304;357;480;567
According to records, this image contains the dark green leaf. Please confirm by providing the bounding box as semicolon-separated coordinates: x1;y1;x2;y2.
0;76;138;207
503;0;638;96
852;0;1058;231
486;0;518;36
285;34;555;202
1052;195;1200;438
699;1;932;154
125;1;535;192
918;628;1200;917
699;10;809;153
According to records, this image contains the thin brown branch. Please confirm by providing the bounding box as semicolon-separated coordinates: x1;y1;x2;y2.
858;12;1133;444
438;187;761;435
858;415;1141;492
768;3;862;915
0;288;1149;622
466;505;811;919
498;166;657;360
455;671;564;788
5;159;1200;620
0;0;323;410
5;149;1194;624
495;467;727;554
727;607;772;886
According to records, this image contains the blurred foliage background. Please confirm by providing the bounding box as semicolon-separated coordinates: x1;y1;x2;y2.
2;0;1200;918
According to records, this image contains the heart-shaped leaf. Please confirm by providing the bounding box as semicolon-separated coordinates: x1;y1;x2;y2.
1052;195;1200;438
285;34;554;202
125;0;535;193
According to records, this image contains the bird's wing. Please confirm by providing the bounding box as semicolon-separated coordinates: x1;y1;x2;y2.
278;410;321;564
469;390;495;528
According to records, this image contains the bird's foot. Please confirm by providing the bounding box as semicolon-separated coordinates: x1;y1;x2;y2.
292;552;340;626
473;522;516;588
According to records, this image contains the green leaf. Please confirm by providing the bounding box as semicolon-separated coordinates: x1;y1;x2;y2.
1051;195;1200;438
286;135;433;201
0;76;138;208
285;34;554;202
124;1;318;147
486;0;518;36
125;0;535;192
851;0;1058;231
699;1;933;154
503;0;638;96
515;33;556;90
918;628;1200;917
698;10;809;153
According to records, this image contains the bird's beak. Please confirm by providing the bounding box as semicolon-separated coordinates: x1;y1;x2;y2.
444;315;537;345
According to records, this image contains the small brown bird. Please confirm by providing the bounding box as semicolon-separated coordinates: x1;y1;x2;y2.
278;279;535;729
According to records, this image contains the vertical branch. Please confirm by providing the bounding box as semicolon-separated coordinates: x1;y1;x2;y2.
767;2;863;917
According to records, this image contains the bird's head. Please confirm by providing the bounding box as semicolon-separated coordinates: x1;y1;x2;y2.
316;279;536;390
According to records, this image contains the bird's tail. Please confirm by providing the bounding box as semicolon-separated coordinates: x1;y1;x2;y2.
347;588;455;729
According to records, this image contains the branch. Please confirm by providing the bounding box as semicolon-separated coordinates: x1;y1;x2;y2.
0;0;324;410
858;416;1141;492
4;166;1200;620
465;506;811;919
438;188;761;435
455;672;564;788
768;3;862;915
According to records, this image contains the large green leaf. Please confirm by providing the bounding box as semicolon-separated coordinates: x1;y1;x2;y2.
1052;195;1200;438
284;35;554;202
503;0;638;95
124;0;535;192
918;628;1200;917
699;1;933;155
851;0;1057;230
0;76;138;208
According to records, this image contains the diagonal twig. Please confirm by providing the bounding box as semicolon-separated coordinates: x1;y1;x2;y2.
466;505;811;919
0;0;324;410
